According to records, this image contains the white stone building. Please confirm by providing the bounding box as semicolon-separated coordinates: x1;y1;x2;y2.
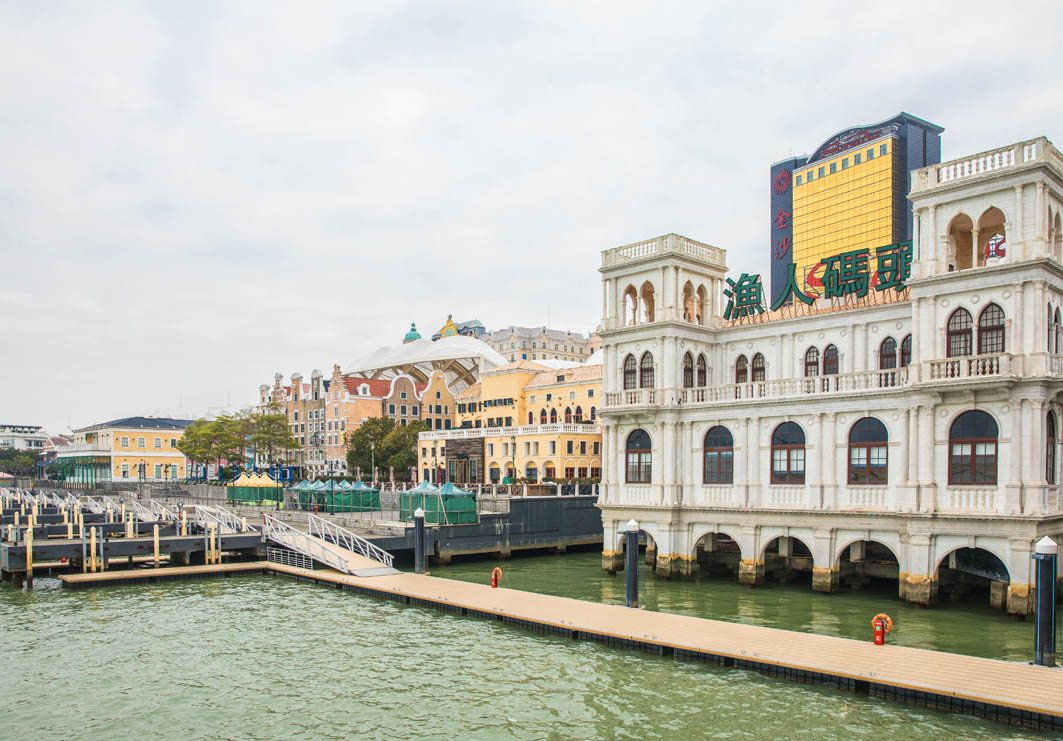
597;136;1063;614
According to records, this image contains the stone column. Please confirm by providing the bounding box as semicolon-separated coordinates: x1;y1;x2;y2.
811;527;838;593
928;296;939;361
1036;182;1046;254
1006;400;1023;514
1031;399;1047;515
918;404;936;513
806;414;822;509
1021;399;1034;512
738;525;764;586
601;519;624;573
747;416;762;509
734;418;748;506
1013;185;1025;258
823;412;837;510
925;205;937;275
901;534;937;605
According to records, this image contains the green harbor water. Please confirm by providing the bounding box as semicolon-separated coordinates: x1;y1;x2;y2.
2;552;1059;739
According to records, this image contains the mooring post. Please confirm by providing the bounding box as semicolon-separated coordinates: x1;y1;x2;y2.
153;524;160;567
99;527;106;571
414;507;426;574
25;525;33;588
89;527;97;573
1033;536;1058;667
625;519;640;608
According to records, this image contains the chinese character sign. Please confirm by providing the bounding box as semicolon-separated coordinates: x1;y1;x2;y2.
769;159;800;307
875;241;913;292
822;248;871;299
724;273;766;320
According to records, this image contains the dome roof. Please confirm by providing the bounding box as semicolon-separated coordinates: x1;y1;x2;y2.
346;335;507;394
403;322;422;342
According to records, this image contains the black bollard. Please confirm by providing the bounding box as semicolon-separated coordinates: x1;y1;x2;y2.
625;519;639;608
414;508;426;574
1033;536;1058;666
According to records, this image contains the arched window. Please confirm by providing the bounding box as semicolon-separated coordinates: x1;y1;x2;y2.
696;355;707;386
752;353;765;382
703;426;734;484
574;406;583;423
589;406;596;421
949;410;998;484
1050;306;1058;352
848;417;888;484
550;408;557;424
804;347;820;377
625;429;652;483
771;422;805;484
900;334;912;367
735;355;748;384
528;412;534;425
879;337;897;369
623;355;637;390
540;409;547;424
682;353;694;388
639;352;655;388
947;308;973;357
564;407;572;423
1048;411;1057;485
977;303;1005;355
823;345;839;375
1049;305;1056;353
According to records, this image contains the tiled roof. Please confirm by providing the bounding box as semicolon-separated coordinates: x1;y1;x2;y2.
342;377;394;398
525;364;602;389
76;416;195;432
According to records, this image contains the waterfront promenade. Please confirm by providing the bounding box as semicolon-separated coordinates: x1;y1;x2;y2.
60;554;1063;730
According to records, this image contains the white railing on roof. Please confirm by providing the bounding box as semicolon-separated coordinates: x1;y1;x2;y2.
911;137;1058;193
602;233;725;269
925;353;1012;381
419;423;601;442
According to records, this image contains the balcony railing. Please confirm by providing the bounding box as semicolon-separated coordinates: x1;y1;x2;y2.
56;442;111;456
601;233;725;269
925;353;1012;381
419;423;601;442
910;137;1058;193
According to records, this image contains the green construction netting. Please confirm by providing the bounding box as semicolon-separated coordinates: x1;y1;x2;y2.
399;489;476;524
226;486;284;507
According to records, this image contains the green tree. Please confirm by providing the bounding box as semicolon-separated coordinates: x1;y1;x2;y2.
177;419;215;468
345;417;396;478
382;421;427;481
0;448;37;476
249;405;299;468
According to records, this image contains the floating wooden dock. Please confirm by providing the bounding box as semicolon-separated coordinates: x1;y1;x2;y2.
59;562;268;588
55;554;1063;731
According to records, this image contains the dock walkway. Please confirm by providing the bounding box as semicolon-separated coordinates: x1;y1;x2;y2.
54;558;1063;731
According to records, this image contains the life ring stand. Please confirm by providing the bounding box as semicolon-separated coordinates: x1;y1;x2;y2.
872;613;893;634
491;567;503;588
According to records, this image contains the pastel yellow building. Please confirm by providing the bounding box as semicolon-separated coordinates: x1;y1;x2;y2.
419;360;602;484
57;416;193;484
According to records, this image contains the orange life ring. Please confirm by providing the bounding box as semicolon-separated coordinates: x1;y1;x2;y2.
491;567;502;587
872;613;893;634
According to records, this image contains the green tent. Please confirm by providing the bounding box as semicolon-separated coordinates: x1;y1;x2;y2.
400;480;476;524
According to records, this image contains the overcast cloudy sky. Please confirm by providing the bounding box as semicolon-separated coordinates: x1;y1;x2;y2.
3;1;1061;434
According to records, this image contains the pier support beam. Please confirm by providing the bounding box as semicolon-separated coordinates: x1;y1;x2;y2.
602;549;624;574
1007;583;1034;616
644;542;657;568
812;567;839;593
900;573;938;606
738;559;764;586
989;580;1008;610
655;553;681;579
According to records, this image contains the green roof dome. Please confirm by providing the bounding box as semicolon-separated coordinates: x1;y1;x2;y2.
403;322;422;342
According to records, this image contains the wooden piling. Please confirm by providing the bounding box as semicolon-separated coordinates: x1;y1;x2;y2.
153;525;159;567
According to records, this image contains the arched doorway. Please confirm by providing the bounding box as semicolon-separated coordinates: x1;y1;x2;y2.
935;546;1010;610
761;535;814;584
835;539;900;592
693;531;742;577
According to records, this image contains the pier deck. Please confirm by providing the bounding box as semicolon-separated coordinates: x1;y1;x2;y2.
51;556;1063;730
265;562;1063;729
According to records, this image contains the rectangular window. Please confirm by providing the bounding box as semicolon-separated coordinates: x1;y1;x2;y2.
170;439;177;448
625;452;651;483
841;158;848;170
120;436;129;447
593;442;600;455
588;389;594;397
154;437;161;448
154;464;162;478
569;391;576;400
487;443;494;456
529;395;536;404
806;170;813;182
549;441;556;455
703;450;734;484
388;404;395;414
795;175;802;186
867;148;874;160
121;463;129;478
817;166;825;178
829;162;837;173
566;440;574;455
880;143;888;155
854;153;861;165
502;443;509;456
137;437;145;448
505;417;512;427
524;442;530;456
400;405;407;416
579;441;587;455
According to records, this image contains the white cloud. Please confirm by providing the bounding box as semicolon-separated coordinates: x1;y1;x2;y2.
1;0;1061;433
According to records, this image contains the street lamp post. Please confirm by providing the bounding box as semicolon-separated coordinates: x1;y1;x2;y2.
370;441;376;486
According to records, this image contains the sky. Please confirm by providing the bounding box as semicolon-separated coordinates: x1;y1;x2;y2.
2;1;1062;435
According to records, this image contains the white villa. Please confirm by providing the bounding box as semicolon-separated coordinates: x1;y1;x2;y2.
597;136;1063;614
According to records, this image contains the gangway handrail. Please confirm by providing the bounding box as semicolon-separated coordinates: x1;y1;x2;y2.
82;497;106;515
261;513;354;574
126;498;159;522
192;505;243;534
307;513;394;568
147;499;179;522
213;504;256;533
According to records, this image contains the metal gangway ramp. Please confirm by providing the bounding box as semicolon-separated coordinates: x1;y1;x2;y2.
262;513;396;575
193;505;255;534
